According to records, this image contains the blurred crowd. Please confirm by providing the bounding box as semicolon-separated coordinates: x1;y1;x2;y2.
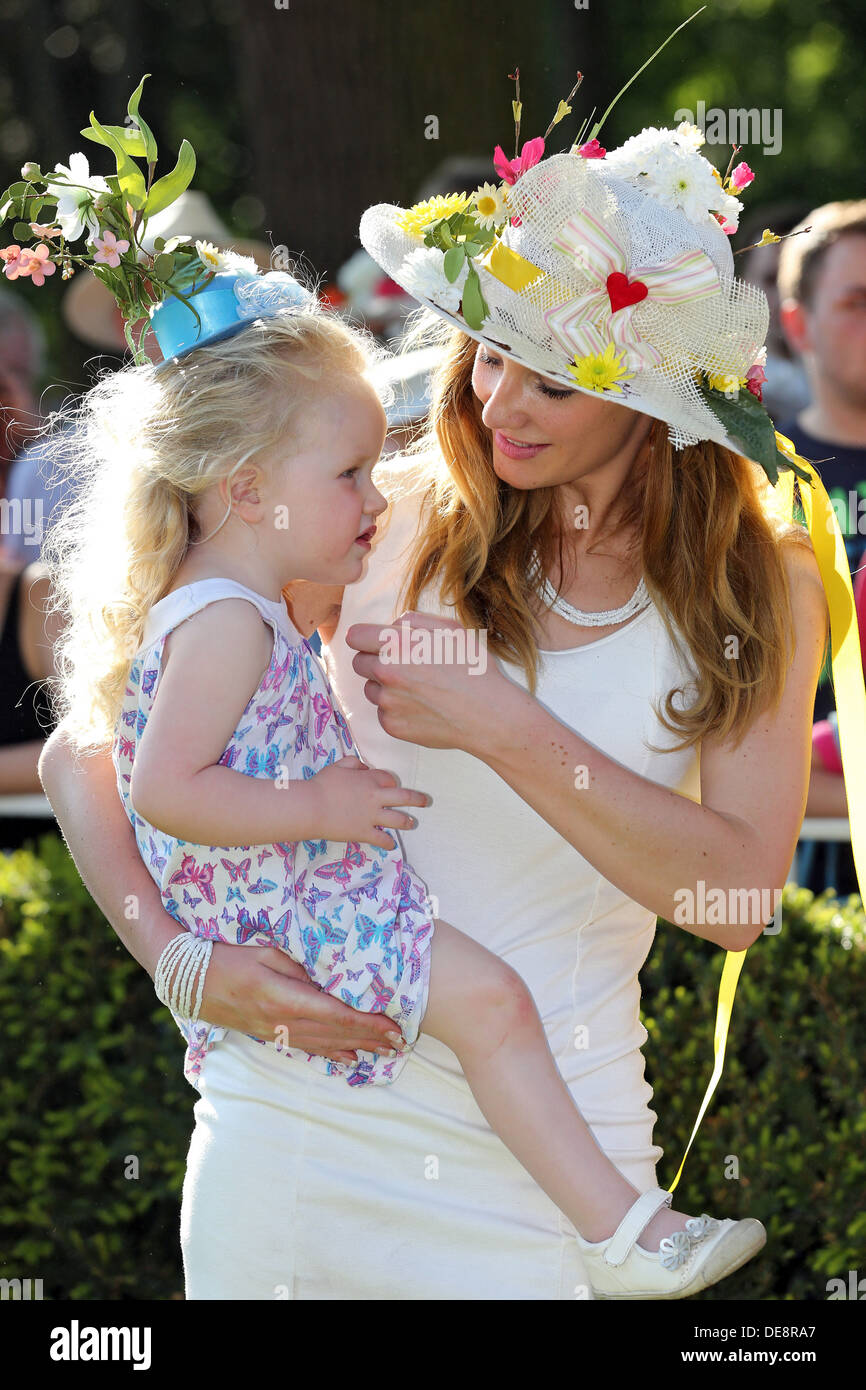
0;160;863;893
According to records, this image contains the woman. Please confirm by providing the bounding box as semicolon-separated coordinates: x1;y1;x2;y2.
37;126;834;1299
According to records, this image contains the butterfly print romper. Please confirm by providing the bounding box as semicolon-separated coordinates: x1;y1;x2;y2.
112;578;435;1091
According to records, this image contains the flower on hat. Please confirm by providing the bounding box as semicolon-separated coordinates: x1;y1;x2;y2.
577;139;606;159
195;239;227;272
92;228;130;268
567;342;635;394
605;128;744;231
29;222;61;240
729;161;755;192
0;244;29;280
43;152;110;243
472;182;509;231
21;243;56;285
396;193;472;240
399;245;468;313
493;136;545;187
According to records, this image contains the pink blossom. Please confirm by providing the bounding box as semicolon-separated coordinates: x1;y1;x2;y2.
714;212;739;236
746;362;766;401
1;245;29;280
20;243;56;285
578;139;606;159
493;135;546;186
729;162;755;192
92;228;130;268
29;222;62;240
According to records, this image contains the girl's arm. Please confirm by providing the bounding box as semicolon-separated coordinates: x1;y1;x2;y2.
348;545;830;952
131;598;423;850
36;722;406;1059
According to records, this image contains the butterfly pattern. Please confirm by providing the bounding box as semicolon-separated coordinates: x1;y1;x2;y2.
111;586;435;1094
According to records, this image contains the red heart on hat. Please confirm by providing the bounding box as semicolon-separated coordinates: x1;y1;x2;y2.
606;271;648;314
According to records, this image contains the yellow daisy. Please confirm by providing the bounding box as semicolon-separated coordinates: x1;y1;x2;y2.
395;192;471;238
705;371;747;394
568;342;635;393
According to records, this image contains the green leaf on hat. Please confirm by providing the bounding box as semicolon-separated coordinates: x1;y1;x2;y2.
443;245;466;283
80;124;149;159
461;261;489;331
144;139;196;218
12;221;32;239
126;75;158;164
152;252;175;280
86;111;147;208
698;381;812;486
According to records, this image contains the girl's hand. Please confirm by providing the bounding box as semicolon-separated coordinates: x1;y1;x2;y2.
345;611;513;757
202;942;406;1064
310;754;429;851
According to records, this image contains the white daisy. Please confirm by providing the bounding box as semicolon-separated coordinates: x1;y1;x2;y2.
399;246;468;313
675;120;705;150
195;239;227;272
472;181;509;231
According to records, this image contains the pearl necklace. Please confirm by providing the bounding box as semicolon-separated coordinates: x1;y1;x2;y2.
527;549;651;628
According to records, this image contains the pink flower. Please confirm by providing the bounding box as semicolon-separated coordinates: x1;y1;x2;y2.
29;222;62;240
577;139;606;159
746;362;766;401
493;135;546;186
729;162;755;192
714;213;738;237
92;228;130;268
20;243;56;285
1;245;29;280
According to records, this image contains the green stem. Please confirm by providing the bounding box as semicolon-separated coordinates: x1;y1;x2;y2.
588;6;707;143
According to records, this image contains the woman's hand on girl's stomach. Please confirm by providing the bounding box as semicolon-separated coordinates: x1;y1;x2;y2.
310;754;429;851
203;940;405;1062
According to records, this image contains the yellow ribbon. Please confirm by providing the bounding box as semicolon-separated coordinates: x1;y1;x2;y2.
481;240;544;293
668;433;866;1192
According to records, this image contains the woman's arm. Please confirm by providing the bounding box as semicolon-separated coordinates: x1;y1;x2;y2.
36;722;404;1059
348;546;829;952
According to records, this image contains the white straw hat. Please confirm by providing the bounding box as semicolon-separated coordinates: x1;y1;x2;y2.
360;141;771;456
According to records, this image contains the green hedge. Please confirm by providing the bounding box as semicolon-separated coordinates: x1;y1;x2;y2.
645;886;866;1301
0;836;863;1300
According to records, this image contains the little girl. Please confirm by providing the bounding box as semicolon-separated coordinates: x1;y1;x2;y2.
44;267;764;1299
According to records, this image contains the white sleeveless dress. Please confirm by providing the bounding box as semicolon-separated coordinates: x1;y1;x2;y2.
180;483;702;1300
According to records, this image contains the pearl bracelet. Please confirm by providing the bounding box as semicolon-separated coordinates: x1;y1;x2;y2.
154;932;213;1022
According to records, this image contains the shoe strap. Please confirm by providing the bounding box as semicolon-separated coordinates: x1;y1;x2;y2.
603;1188;673;1267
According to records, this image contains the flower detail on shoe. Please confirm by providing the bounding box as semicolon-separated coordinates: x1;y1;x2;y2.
685;1214;720;1242
658;1230;692;1270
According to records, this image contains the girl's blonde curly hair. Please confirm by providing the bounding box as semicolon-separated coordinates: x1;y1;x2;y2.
41;302;392;752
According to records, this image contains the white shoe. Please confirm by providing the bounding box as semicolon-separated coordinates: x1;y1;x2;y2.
576;1188;767;1300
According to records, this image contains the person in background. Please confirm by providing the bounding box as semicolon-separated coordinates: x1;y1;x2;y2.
736;202;811;423
777;201;866;896
0;289;46;558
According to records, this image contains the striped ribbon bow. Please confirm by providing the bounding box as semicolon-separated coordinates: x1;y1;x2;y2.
543;209;722;370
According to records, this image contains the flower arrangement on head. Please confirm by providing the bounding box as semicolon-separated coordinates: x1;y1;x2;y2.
360;12;813;489
0;74;314;365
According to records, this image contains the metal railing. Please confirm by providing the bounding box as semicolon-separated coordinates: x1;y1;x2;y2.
0;796;855;893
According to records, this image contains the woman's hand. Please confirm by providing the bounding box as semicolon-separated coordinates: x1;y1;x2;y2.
345;611;513;755
202;942;406;1062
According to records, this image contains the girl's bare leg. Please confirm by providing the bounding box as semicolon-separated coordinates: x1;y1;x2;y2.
418;919;692;1248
